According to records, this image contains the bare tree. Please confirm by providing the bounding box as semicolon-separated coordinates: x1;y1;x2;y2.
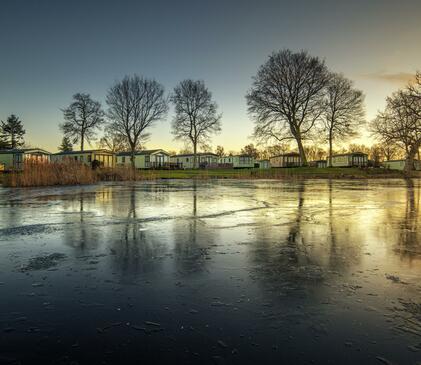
171;79;222;168
246;49;329;166
371;73;420;174
259;143;290;159
60;93;105;151
348;143;370;154
369;143;403;165
407;71;421;162
370;144;383;167
241;143;259;159
323;73;365;166
179;147;193;154
215;145;225;157
106;75;168;170
304;144;327;161
98;125;130;153
379;143;402;161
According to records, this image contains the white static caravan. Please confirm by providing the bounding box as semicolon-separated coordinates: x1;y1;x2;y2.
170;153;218;169
218;155;255;168
331;152;368;167
52;149;115;168
270;153;302;168
116;149;170;169
309;160;327;168
0;148;51;170
383;159;421;171
258;159;271;169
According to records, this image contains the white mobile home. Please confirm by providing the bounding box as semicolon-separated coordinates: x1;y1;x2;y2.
270;153;301;168
170;153;218;169
383;159;421;171
0;148;51;170
218;155;255;168
313;160;327;168
116;149;170;169
257;159;270;169
331;153;368;167
52;149;115;168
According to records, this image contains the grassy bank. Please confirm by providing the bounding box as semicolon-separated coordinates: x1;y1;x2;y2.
1;164;413;188
139;167;406;180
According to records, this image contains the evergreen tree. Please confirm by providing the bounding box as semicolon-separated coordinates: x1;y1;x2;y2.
0;131;8;149
1;114;25;149
58;136;73;152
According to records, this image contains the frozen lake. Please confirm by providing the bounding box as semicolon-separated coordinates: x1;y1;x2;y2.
0;179;420;364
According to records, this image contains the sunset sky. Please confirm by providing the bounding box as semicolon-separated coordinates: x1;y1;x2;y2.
0;0;420;153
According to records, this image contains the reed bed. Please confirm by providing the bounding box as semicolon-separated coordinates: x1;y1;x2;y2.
1;163;406;188
2;162;163;187
3;161;98;187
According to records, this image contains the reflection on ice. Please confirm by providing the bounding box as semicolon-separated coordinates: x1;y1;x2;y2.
0;179;420;364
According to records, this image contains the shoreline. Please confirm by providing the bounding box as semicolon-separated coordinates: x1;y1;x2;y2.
1;167;419;188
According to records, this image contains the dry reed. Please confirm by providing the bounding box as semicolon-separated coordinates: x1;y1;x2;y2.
3;161;98;187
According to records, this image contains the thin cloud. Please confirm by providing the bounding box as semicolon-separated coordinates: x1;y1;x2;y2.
362;71;416;85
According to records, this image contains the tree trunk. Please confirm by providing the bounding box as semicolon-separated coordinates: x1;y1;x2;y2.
81;131;85;151
328;131;333;167
193;142;198;169
296;137;307;166
130;148;136;178
404;143;419;176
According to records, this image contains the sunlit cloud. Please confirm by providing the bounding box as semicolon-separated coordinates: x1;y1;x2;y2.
362;71;416;85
